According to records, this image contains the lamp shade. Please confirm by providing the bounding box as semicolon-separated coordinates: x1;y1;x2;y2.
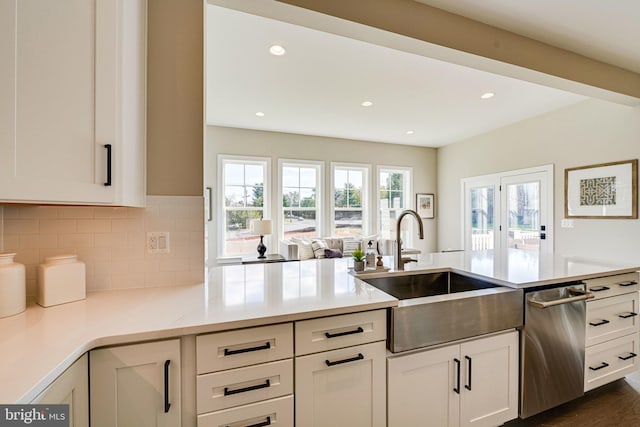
250;219;272;235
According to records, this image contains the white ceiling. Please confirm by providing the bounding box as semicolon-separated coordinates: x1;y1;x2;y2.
206;2;636;148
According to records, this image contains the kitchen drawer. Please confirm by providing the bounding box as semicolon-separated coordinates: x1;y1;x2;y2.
197;395;293;427
584;272;639;300
295;309;386;356
586;293;639;346
197;323;293;374
585;333;640;392
197;359;293;414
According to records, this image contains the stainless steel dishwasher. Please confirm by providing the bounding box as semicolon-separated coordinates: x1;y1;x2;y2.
520;283;594;418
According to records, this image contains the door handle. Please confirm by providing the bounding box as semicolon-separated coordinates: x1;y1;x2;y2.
453;358;461;394
464;356;472;391
104;144;112;186
528;291;594;308
163;360;171;413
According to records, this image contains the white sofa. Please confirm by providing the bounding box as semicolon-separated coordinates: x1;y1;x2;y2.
279;236;385;261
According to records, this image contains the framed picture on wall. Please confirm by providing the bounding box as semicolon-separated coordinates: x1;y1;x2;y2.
416;193;435;219
564;159;638;219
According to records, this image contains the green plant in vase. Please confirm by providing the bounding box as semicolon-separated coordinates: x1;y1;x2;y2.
352;248;365;272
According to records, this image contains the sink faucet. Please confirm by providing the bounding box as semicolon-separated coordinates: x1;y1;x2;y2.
395;209;424;270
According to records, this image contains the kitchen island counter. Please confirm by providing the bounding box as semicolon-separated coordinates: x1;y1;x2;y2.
1;250;638;404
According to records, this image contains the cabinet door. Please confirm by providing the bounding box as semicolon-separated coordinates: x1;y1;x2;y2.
0;0;145;206
387;344;460;427
459;331;518;427
90;339;181;427
32;354;89;427
295;341;386;427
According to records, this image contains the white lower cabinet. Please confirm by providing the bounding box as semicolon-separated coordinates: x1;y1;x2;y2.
388;330;519;427
294;310;387;427
32;354;89;427
90;339;181;427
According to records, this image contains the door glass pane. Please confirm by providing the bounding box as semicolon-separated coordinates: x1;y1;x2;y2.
470;186;494;250
506;182;540;250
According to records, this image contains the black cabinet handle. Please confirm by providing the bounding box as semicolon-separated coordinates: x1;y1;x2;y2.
104;144;112;186
619;281;637;287
224;342;271;356
163;360;171;413
325;353;364;367
589;319;610;327
589;362;609;371
464;355;472;391
619;312;638;319
618;351;637;360
453;358;461;394
325;326;364;339
590;286;610;292
224;379;271;396
242;416;272;427
619;352;637;361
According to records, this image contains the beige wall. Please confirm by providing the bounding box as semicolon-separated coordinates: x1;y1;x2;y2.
437;99;640;262
147;0;203;196
206;126;438;264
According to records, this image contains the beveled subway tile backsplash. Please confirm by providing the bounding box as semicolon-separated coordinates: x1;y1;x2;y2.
0;196;204;295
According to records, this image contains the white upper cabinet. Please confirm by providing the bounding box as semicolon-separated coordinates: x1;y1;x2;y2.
0;0;146;206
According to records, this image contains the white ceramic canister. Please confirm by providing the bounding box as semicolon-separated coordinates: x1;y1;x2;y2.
37;254;86;307
0;253;26;318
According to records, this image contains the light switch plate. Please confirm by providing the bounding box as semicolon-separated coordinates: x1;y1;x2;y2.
147;231;170;253
561;219;574;228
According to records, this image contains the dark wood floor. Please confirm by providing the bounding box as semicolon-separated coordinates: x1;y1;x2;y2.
505;371;640;426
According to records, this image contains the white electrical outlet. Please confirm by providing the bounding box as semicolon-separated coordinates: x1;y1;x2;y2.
147;232;170;254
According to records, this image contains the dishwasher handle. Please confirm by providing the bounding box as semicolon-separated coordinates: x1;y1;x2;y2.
528;290;594;309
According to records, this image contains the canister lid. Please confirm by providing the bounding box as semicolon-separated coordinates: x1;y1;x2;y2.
0;253;17;264
43;254;78;265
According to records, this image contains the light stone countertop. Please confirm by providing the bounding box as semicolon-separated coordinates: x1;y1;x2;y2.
2;250;638;404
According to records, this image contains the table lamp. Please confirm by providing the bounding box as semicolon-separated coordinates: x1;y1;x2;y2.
250;219;272;259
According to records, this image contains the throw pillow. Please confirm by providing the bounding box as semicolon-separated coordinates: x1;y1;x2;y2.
292;237;314;260
311;239;328;258
324;248;343;258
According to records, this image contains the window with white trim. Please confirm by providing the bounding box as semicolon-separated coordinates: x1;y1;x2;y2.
219;156;270;257
378;167;412;240
280;160;323;240
331;163;370;237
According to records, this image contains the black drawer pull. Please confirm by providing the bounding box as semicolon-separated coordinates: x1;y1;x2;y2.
224;342;271;356
224;379;271;396
619;352;638;361
589;319;610;327
589;362;610;371
238;416;272;427
590;286;610;292
619;281;638;287
453;358;461;394
619;312;638;319
325;326;364;339
325;353;364;367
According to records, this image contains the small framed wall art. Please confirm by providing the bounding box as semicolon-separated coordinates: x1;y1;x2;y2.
564;159;637;219
416;193;435;219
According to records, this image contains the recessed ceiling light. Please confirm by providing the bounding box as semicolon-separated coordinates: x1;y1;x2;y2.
255;111;265;117
406;130;414;135
480;92;495;99
361;101;373;107
269;45;286;56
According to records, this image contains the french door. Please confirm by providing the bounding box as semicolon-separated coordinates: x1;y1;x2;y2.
462;166;553;254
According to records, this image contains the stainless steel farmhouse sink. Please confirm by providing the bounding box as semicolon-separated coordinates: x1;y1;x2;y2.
362;272;523;352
